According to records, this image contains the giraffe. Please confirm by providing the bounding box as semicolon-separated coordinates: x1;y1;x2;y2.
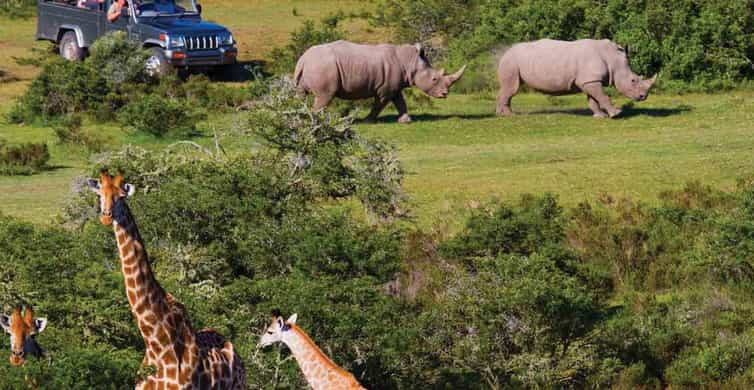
0;305;47;366
87;171;246;389
258;310;366;390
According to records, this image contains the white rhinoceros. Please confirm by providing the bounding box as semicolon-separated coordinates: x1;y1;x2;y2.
497;39;657;118
295;40;465;123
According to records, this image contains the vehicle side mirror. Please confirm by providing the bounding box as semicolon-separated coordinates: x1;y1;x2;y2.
196;4;202;14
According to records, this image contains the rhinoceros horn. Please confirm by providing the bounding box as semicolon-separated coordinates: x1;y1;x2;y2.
447;65;466;84
646;73;658;87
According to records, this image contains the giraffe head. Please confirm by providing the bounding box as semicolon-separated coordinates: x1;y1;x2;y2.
0;306;47;366
87;171;136;226
257;309;297;348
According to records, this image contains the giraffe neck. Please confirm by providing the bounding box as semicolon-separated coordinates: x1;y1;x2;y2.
283;326;343;386
111;199;172;350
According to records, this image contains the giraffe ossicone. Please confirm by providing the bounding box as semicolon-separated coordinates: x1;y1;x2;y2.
259;310;367;390
88;171;246;389
0;305;47;366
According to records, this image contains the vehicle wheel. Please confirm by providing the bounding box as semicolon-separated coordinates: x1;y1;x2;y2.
59;31;85;61
145;48;171;78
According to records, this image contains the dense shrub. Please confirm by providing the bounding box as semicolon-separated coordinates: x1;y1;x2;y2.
7;58;108;122
0;0;35;18
376;0;754;92
442;193;565;259
117;94;205;137
372;0;482;44
235;78;405;219
7;32;244;135
52;114;106;152
0;141;50;175
87;31;151;88
270;16;344;74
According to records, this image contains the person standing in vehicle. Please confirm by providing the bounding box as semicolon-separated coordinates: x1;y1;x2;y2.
153;0;177;13
108;0;127;23
77;0;104;10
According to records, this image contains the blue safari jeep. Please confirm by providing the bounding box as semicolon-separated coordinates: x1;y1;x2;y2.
36;0;238;76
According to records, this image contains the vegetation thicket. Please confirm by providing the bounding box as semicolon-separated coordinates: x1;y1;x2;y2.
0;140;50;175
2;1;754;388
3;77;754;388
7;32;247;137
374;0;754;92
0;0;35;18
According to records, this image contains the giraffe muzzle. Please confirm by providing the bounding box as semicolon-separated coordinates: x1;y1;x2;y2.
100;212;113;225
9;352;24;366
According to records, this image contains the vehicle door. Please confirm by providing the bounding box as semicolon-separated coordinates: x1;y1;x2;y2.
104;0;132;35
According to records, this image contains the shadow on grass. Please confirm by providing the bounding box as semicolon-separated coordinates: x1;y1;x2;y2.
365;113;495;123
206;60;271;82
43;165;72;172
527;105;692;118
619;105;692;118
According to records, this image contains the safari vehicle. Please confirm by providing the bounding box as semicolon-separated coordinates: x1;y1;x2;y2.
36;0;238;76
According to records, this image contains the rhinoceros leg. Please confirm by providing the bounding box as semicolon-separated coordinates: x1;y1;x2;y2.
588;96;608;118
496;72;519;116
313;94;335;111
393;92;412;124
581;82;621;118
365;97;390;122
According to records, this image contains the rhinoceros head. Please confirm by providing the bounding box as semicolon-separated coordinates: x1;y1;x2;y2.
409;44;466;99
616;72;657;102
613;46;657;101
414;65;466;99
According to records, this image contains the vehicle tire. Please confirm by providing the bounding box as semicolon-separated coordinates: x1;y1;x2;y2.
59;31;85;61
145;47;171;78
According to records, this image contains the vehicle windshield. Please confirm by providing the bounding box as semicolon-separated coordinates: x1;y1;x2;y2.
134;0;197;17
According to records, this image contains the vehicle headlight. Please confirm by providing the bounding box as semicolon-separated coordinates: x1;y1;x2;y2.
165;35;185;49
221;32;234;46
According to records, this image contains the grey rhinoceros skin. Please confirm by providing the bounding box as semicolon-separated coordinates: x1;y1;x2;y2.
496;39;657;118
295;40;465;123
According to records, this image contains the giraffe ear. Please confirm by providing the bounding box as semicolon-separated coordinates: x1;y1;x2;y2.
123;183;136;197
87;179;101;192
287;314;297;325
32;318;48;334
0;315;9;333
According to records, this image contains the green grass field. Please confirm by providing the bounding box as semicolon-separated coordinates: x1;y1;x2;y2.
1;4;753;227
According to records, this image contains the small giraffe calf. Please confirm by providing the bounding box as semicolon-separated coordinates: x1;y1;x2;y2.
0;306;47;366
258;310;366;390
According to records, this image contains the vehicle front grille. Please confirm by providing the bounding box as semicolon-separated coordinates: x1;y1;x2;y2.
186;35;219;51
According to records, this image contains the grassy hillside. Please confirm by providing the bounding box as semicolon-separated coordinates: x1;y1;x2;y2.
4;2;754;388
2;89;754;226
1;2;753;228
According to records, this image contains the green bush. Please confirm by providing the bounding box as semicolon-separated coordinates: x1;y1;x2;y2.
236;78;405;219
0;0;35;18
8;58;108;123
377;0;754;92
7;32;241;132
372;0;483;43
0;141;50;175
441;193;565;259
117;94;205;137
52;114;106;152
270;16;344;74
87;31;151;88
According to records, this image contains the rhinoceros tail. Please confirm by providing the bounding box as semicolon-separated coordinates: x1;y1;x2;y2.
294;59;305;88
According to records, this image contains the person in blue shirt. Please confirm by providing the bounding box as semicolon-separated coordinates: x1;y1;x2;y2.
136;0;177;14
